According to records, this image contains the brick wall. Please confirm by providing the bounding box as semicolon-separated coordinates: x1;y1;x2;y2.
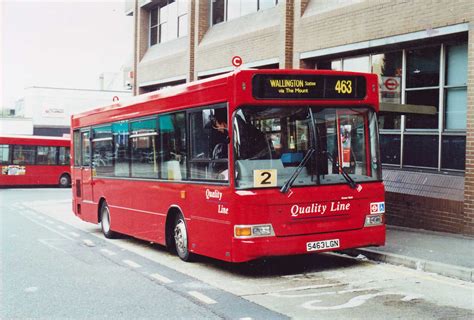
386;192;464;234
383;169;468;235
464;22;474;235
284;0;294;69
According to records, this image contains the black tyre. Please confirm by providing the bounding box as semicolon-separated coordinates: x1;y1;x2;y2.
59;174;71;188
100;202;118;239
173;212;192;261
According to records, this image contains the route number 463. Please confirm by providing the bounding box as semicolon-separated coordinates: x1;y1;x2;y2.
335;80;352;94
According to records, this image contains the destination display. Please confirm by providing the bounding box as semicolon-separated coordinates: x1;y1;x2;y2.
252;74;367;100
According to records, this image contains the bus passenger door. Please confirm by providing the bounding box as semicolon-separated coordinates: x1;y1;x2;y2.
80;130;96;222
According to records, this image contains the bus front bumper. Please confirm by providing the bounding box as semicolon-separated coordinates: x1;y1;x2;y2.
230;225;385;263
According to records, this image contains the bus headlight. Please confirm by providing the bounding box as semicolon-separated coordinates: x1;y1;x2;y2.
234;224;275;238
364;213;384;227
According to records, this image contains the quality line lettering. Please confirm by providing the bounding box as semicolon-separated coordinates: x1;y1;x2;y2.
291;201;350;217
206;189;223;201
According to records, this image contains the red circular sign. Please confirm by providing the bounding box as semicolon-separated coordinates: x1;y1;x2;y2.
232;56;242;67
384;78;399;91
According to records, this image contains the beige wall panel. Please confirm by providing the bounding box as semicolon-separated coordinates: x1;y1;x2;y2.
296;0;474;55
196;7;281;73
137;38;188;85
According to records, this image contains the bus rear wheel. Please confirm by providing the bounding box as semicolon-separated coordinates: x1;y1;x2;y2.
100;202;118;239
59;174;71;188
173;213;192;261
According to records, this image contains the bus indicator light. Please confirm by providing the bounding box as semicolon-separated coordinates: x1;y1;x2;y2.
235;226;252;237
234;224;274;238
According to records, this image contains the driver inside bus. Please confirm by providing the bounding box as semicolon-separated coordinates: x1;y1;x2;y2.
210;108;229;180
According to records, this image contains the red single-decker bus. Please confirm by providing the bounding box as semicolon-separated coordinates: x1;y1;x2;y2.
0;135;71;187
71;69;385;263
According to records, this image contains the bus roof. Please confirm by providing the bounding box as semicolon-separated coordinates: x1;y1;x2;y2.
71;69;378;128
0;134;70;141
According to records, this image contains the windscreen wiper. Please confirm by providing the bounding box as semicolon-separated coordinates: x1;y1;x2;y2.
323;151;359;190
280;148;315;194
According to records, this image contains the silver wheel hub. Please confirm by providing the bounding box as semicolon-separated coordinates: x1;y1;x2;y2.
174;220;187;255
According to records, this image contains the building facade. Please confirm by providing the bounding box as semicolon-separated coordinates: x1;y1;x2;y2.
126;0;474;236
0;87;132;137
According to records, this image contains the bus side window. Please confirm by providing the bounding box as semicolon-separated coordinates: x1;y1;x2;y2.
189;105;228;181
81;131;91;167
0;144;11;165
13;145;36;165
59;147;70;166
112;121;130;177
73;130;82;166
130;118;159;179
159;112;186;180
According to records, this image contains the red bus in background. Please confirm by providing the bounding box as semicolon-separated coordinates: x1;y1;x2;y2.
71;69;385;263
0;135;71;187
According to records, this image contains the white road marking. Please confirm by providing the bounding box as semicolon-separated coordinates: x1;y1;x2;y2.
46;220;55;224
150;273;173;284
69;232;80;238
57;225;66;230
24;287;39;293
100;249;117;256
123;259;142;268
19;212;74;241
38;238;69;254
188;291;217;304
83;239;95;247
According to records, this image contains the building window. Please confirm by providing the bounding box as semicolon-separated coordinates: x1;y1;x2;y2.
211;0;278;25
445;43;468;130
177;0;188;38
150;0;188;46
150;8;158;46
314;36;467;172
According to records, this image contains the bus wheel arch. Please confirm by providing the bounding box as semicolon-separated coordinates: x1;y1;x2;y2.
58;173;71;188
166;207;193;262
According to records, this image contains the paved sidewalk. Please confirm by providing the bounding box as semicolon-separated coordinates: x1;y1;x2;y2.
344;225;474;282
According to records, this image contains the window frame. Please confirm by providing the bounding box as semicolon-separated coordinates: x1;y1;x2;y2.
0;144;12;165
314;37;467;172
187;103;229;182
211;0;278;26
130;116;160;179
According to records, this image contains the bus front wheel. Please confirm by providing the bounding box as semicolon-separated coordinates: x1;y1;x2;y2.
100;202;118;239
59;174;71;188
173;213;192;262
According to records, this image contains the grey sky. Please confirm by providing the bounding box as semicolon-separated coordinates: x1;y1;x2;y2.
1;0;133;108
